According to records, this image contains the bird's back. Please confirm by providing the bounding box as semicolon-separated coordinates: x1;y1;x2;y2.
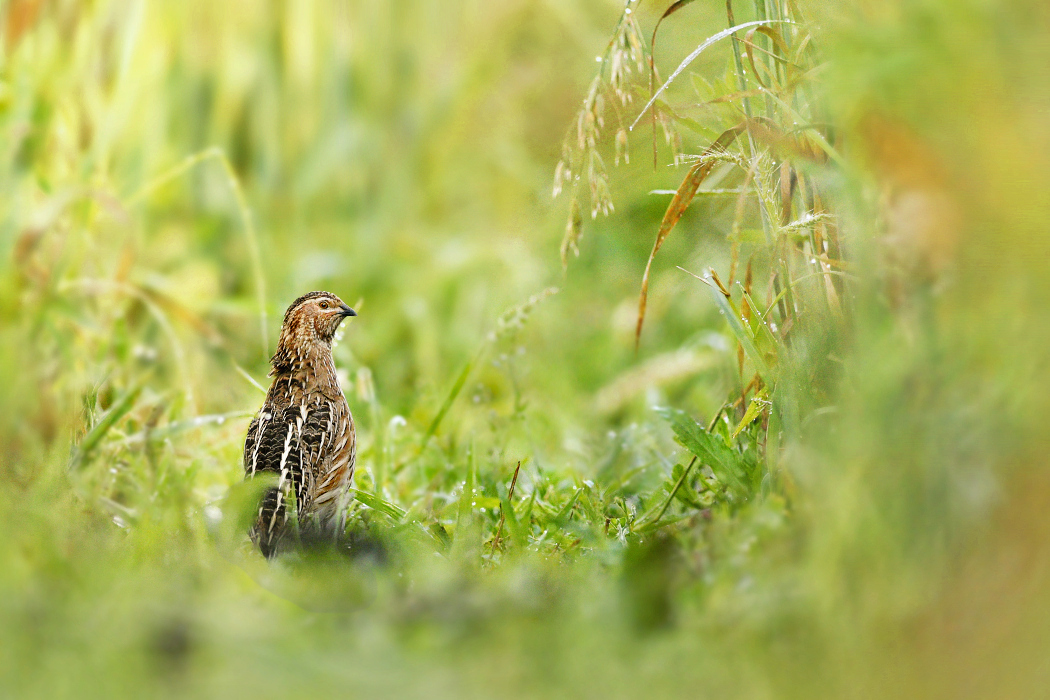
244;365;356;556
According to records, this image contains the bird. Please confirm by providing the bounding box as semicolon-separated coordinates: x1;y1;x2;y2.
242;291;357;558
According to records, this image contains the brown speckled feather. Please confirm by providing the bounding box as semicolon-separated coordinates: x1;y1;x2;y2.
243;291;357;557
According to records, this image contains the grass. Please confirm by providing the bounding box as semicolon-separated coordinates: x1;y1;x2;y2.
3;0;1050;698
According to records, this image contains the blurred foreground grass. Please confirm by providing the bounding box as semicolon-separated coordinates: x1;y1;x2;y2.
3;0;1050;698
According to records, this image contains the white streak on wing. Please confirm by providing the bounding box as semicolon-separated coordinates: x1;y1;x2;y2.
294;404;310;511
298;439;308;512
318;430;328;459
278;421;296;487
267;490;284;534
320;412;332;455
249;413;270;477
267;419;301;536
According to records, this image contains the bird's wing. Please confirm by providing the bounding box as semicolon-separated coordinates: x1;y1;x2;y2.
308;398;354;515
244;401;334;514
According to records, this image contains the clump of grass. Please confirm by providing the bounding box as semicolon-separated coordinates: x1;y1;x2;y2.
555;0;848;499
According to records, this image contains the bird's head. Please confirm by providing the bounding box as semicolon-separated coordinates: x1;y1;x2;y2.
273;291;356;366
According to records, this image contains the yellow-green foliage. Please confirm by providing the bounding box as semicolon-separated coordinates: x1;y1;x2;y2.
2;0;1049;698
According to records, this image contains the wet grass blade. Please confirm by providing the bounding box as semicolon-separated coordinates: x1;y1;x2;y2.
70;382;143;470
636;124;746;347
493;460;523;551
740;286;780;362
351;488;407;522
635;456;696;531
496;485;523;550
650;0;702;167
678;266;773;384
554;488;582;525
742;25;793;90
420;351;478;452
233;363;267;394
704;271;772;383
114;410;255;447
452;440;479;558
631;19;793;130
732;387;769;438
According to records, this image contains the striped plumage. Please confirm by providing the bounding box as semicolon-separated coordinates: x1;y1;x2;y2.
243;291;357;557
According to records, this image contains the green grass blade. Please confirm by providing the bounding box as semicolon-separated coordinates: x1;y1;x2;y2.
553;488;582;524
70;382;143;470
631;19;794;130
420;351;478;452
732;388;769;438
705;273;773;383
351;489;407;522
635;457;696;531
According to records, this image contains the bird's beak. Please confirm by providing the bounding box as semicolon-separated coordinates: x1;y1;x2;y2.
339;303;357;318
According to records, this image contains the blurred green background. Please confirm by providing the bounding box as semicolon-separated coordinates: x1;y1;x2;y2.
2;0;1050;697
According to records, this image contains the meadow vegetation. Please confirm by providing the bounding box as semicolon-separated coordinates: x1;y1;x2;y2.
2;0;1050;697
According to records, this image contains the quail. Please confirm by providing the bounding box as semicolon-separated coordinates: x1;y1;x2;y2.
243;291;357;557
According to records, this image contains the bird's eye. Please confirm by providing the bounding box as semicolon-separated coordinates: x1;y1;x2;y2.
319;301;329;309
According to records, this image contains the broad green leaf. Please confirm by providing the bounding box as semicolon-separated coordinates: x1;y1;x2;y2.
658;407;751;496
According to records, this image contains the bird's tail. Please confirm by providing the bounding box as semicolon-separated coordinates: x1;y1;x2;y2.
250;486;288;558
